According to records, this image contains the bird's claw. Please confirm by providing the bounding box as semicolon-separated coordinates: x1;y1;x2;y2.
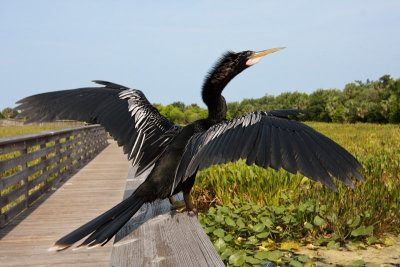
176;207;198;217
170;200;186;211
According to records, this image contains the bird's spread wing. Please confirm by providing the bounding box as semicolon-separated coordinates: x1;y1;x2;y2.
16;80;182;175
175;110;364;192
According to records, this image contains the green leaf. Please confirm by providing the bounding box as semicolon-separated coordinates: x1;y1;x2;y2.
229;250;246;266
220;206;230;214
246;236;258;245
225;217;236;227
255;250;283;261
215;215;224;223
237;218;246;228
208;207;216;214
283;215;296;224
256;232;270;238
273;206;286;215
245;256;261;265
266;250;283;261
347;215;360;227
366;236;379;245
203;226;215;234
304;222;313;230
296;254;310;263
213;228;225;238
214;238;226;252
350;259;365;266
351;225;373;237
254;251;270;260
253;223;265;232
220;248;232;260
224;234;233;242
261;217;274;228
289;260;303;267
313;215;326;226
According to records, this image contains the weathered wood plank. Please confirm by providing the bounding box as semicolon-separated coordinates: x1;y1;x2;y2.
110;166;224;267
2;198;27;224
0;184;27;209
0;134;85;172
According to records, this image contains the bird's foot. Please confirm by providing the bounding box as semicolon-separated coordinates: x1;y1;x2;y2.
176;207;198;217
170;200;186;211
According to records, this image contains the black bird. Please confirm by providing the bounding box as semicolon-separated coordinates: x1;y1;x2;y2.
15;47;364;251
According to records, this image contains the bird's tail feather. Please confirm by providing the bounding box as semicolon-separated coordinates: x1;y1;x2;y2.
49;194;145;251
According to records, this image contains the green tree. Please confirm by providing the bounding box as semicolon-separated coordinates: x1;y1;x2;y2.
169;108;185;124
389;97;400;123
331;104;345;123
307;89;331;122
171;101;185;112
2;107;18;119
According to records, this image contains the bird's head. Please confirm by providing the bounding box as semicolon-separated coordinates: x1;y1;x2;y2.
203;47;286;93
202;47;286;121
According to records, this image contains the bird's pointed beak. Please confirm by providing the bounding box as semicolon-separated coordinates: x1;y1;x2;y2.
246;47;286;66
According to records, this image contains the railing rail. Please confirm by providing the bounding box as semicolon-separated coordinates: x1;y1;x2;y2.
0;125;108;227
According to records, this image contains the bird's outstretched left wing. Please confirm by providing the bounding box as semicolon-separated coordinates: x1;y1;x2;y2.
175;110;364;192
16;80;182;175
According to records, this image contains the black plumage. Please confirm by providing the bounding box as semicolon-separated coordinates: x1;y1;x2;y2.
15;47;364;251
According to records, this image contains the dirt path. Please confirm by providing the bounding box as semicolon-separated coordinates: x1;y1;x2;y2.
297;236;400;266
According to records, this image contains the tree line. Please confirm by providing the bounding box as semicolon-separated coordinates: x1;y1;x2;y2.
2;75;399;124
156;75;400;124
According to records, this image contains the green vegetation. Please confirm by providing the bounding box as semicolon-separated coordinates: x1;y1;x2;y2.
194;122;399;266
0;125;68;138
0;107;18;119
152;75;400;124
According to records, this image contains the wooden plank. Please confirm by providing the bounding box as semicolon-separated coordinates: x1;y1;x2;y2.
0;184;27;209
110;166;224;267
0;168;28;191
2;198;27;226
0;135;86;172
0;140;130;265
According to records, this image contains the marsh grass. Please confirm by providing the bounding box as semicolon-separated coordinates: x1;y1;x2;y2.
0;125;68;138
194;122;400;265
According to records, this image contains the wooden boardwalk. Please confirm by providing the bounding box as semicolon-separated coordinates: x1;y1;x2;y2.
0;140;130;267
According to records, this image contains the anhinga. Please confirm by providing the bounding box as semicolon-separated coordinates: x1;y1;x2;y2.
15;47;364;251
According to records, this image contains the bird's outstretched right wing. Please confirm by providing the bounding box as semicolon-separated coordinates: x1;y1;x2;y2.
175;110;364;192
16;80;182;175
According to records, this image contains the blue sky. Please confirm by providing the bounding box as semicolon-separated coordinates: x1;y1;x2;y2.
1;1;399;109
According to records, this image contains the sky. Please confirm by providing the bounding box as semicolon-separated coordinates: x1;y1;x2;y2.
1;0;400;109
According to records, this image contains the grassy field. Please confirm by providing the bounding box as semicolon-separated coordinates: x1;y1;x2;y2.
0;124;84;138
193;122;400;266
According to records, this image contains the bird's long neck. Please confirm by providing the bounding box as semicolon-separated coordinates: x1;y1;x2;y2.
202;52;247;122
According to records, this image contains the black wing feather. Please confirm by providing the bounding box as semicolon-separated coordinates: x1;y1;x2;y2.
175;110;363;193
16;81;182;174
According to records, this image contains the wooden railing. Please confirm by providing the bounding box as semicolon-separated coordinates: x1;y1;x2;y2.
0;125;108;227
